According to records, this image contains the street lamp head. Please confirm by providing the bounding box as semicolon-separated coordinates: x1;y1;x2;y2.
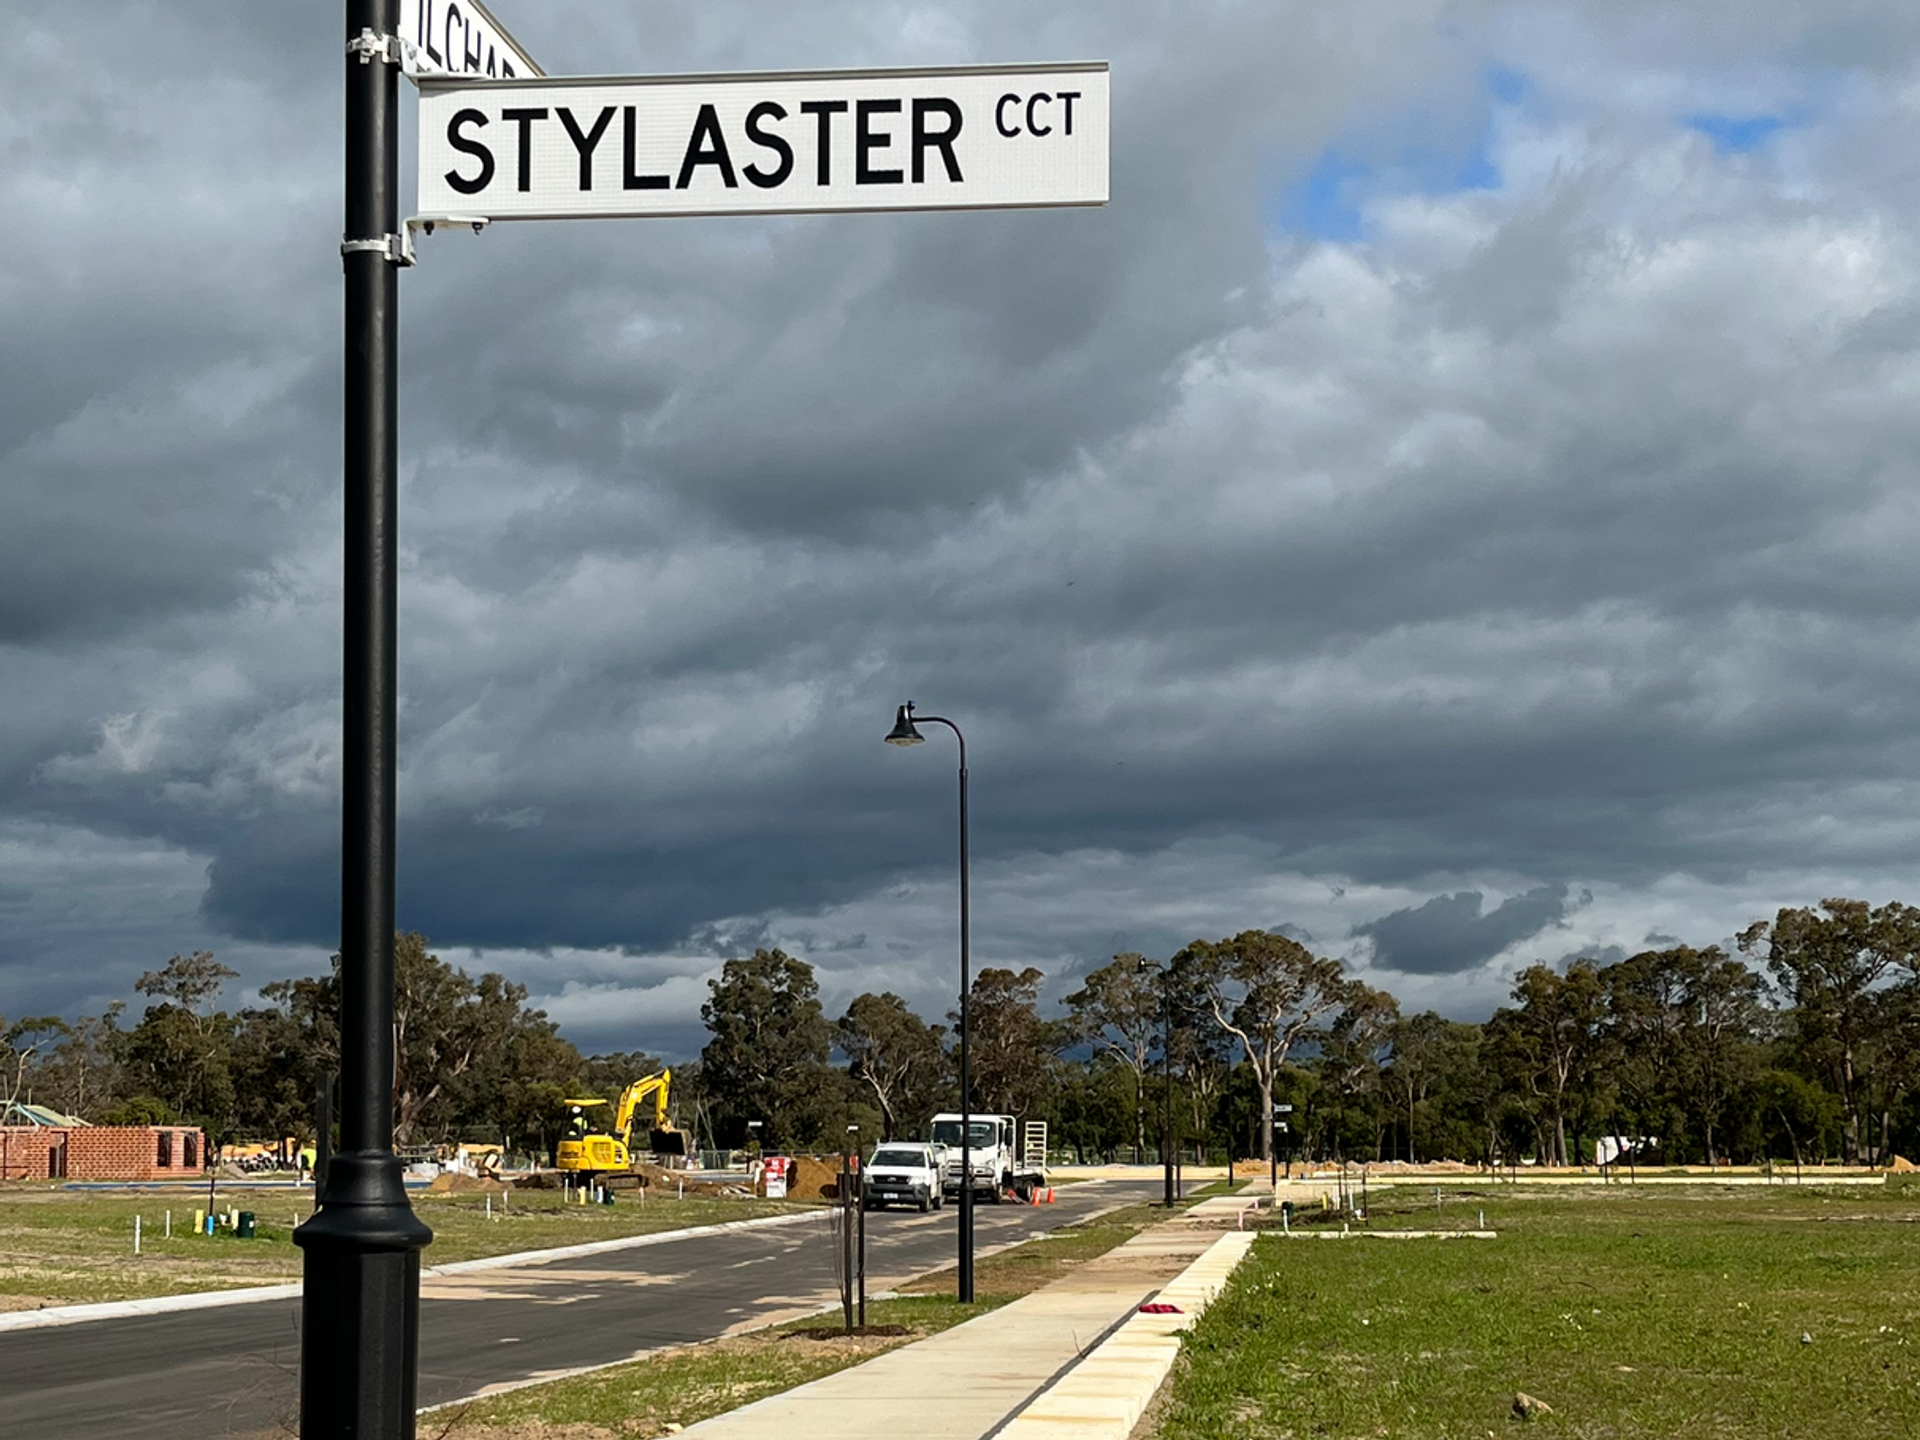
885;703;926;746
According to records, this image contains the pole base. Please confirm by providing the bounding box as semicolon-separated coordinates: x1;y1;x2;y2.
295;1152;433;1438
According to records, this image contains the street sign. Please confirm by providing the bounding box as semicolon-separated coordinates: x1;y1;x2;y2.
414;62;1108;222
405;0;543;79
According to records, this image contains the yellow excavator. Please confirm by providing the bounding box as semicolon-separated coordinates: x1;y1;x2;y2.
555;1070;690;1177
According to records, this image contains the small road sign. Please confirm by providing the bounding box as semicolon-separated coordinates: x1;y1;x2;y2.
406;0;543;79
415;62;1108;222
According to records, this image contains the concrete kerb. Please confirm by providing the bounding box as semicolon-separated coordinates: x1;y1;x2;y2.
990;1229;1259;1440
0;1207;823;1334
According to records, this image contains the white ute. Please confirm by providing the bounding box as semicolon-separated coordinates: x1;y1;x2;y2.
862;1142;946;1212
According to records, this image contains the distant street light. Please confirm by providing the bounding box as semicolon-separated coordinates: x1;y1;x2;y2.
884;701;976;1302
1161;963;1175;1207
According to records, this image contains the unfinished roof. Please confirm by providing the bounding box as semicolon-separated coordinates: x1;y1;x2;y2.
1;1102;88;1128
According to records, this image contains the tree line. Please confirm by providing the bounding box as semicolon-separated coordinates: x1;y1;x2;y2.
6;897;1918;1168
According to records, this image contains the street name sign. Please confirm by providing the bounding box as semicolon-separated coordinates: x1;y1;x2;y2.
405;0;543;79
415;62;1108;222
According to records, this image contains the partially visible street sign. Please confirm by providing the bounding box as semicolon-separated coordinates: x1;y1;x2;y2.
415;62;1108;222
405;0;543;79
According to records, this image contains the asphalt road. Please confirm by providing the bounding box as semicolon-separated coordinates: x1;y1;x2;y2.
0;1181;1149;1438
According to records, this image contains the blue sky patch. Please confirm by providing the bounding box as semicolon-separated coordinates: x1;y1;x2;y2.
1486;64;1530;106
1686;113;1785;154
1271;67;1520;240
1276;151;1370;240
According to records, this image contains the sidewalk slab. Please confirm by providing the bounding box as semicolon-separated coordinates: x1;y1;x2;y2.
673;1211;1241;1440
996;1230;1255;1440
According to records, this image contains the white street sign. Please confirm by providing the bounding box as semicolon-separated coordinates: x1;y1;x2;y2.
405;0;543;80
414;63;1108;222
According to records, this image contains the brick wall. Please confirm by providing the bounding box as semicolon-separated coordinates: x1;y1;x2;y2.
66;1127;205;1181
0;1127;66;1181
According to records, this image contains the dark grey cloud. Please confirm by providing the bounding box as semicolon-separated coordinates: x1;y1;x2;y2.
10;2;1920;1057
1355;884;1577;975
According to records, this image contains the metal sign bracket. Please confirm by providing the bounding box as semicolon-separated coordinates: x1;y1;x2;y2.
346;28;404;66
407;215;492;237
340;232;417;267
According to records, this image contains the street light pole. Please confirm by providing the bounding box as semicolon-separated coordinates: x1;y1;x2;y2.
885;703;974;1303
1161;966;1174;1207
294;6;431;1436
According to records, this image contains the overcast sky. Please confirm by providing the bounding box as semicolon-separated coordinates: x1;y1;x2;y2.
7;1;1920;1059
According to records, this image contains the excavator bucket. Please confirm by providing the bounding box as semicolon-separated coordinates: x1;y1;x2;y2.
649;1126;689;1157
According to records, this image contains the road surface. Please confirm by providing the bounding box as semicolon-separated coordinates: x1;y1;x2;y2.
0;1182;1148;1438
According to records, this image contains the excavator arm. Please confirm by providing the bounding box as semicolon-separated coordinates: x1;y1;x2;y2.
613;1070;689;1157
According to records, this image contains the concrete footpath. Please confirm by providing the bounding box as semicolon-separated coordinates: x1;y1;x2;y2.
676;1191;1258;1440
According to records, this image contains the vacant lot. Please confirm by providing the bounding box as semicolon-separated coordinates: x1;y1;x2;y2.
0;1184;795;1309
1149;1182;1920;1440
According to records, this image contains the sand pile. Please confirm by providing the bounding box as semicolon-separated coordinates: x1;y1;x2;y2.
426;1172;512;1195
784;1156;849;1201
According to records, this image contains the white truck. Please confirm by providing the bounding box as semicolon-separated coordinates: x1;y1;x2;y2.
861;1142;946;1212
928;1113;1048;1203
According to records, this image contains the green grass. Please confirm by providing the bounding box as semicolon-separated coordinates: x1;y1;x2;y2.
0;1184;798;1309
1150;1182;1920;1439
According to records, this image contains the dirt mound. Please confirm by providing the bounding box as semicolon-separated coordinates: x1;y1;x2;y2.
1887;1155;1918;1173
426;1172;512;1195
784;1156;849;1202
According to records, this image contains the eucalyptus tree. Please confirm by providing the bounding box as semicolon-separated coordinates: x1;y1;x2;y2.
1486;961;1607;1165
838;991;945;1140
1740;899;1920;1162
952;967;1056;1118
1172;930;1348;1164
1064;952;1163;1161
699;947;832;1148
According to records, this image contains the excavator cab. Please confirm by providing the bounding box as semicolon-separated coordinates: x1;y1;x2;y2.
555;1097;631;1175
554;1073;689;1175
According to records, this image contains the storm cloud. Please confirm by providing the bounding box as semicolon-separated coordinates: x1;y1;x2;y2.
7;2;1920;1053
1356;884;1579;976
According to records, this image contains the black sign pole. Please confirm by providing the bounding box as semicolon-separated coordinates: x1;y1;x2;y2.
295;5;433;1436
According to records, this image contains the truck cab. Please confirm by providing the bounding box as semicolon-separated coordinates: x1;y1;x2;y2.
928;1113;1047;1203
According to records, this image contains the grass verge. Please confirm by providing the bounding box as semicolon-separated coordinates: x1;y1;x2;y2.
0;1184;798;1310
438;1195;1199;1437
1148;1181;1920;1439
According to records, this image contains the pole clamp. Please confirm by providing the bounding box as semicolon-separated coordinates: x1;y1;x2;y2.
346;29;404;65
340;233;416;267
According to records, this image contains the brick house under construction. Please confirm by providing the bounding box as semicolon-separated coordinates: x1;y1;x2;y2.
0;1106;205;1181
